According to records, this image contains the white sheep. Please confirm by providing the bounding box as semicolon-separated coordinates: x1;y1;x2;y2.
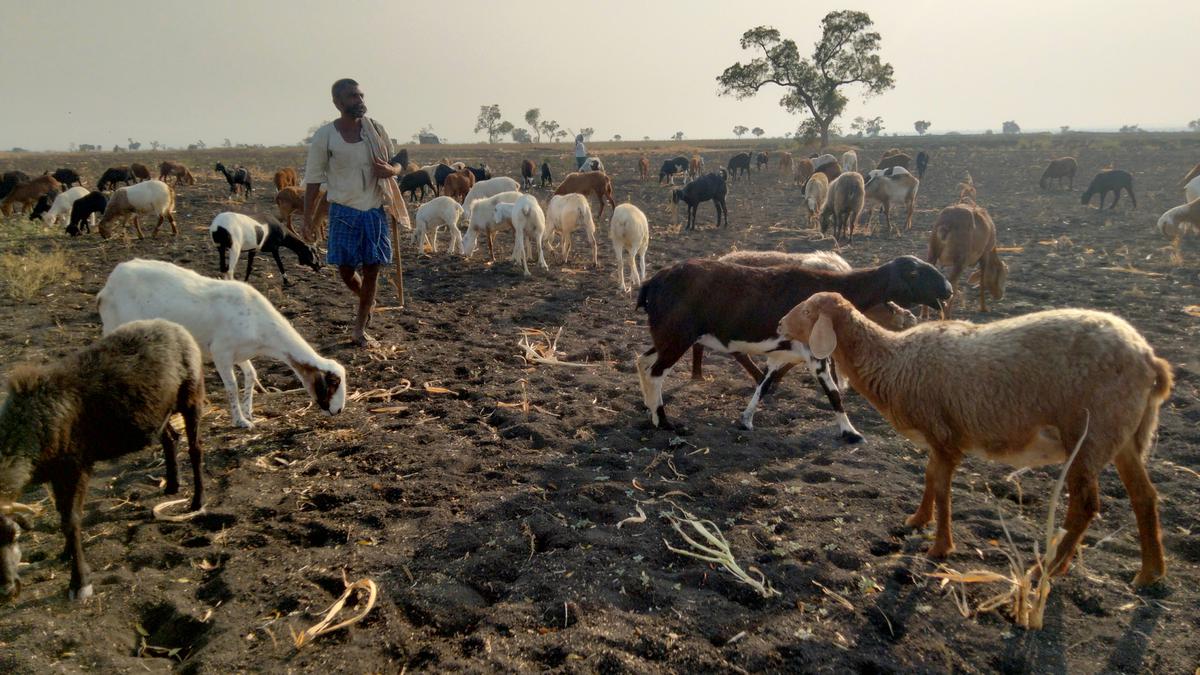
840;150;858;172
1157;198;1200;248
546;194;597;266
462;190;522;259
413;196;465;254
1185;175;1199;203
780;292;1173;587
462;176;521;225
97;259;347;429
495;194;548;276
97;179;176;239
802;173;829;228
609;203;649;292
40;186;90;226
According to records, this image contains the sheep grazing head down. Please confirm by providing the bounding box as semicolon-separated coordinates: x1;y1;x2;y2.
0;509;33;601
879;255;954;312
968;258;1009;302
289;359;347;417
296;241;322;273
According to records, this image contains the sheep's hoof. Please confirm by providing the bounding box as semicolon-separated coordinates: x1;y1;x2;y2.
841;430;865;444
904;512;931;528
737;414;754;431
69;584;94;602
925;543;955;559
1132;569;1166;590
233;417;255;430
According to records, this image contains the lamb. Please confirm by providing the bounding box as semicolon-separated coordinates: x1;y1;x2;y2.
399;170;434;203
272;167;299;191
689;154;705;180
802;173;829;228
494;194;548;276
155;161;195;186
927;204;1008;316
540;162;553;188
578;157;604;173
130;162;152;182
1081;169;1136;209
755;151;769;171
671;172;728;231
638;156;650;181
215;162;252;197
1181;162;1200;186
462;177;521;225
413;196;465;254
275;186;329;237
462;190;522;260
65;191;107;236
39;186;90;226
521;159;536;190
864;166;920;235
635;256;952;441
553;172;616;220
210;212;321;287
876;152;911;172
0;175;61;216
98;259;347;429
1040;157;1077;190
96;166;135;191
50;168;83;188
820;172;865;243
441;169;475;203
779;292;1173;587
546;193;597;266
727;153;752;181
840;150;858;172
0;318;205;601
659;156;689;185
1183;175;1199;203
609;203;649;292
1157;198;1200;249
97;180;176;239
915;151;929;179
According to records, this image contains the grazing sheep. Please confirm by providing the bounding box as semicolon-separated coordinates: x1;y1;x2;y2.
432;163;460;193
155;161;195;186
521;159;536;190
209;212;321;287
0;171;30;200
130;162;152;182
727;153;752;181
495;194;548;276
275;186;329;237
802;173;829;228
98;259;347;429
659;156;689;185
876;152;911;172
215;162;252;197
780;292;1173;587
399;170;434;203
1081;169;1136;209
462;190;522;259
96;166;135;191
1157;198;1200;249
915;151;929;179
546;193;597;266
50;168;83;188
755;151;769;171
272;167;299;191
65;191;107;236
927;204;1008;315
553;172;617;220
413;196;465;254
864;166;920;235
840;150;858;172
98;180;176;239
540;162;553;188
671;172;728;230
0;175;61;216
820;172;865;243
1040;157;1078;190
40;186;90;226
578;157;604;173
609;203;649;292
29;195;53;222
463;177;522;225
441;169;475;203
0;318;205;601
811;154;842;182
637;156;650;181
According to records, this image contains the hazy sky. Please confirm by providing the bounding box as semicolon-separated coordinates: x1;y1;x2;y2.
2;1;1196;151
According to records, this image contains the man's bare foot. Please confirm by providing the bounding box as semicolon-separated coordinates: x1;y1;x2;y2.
352;331;379;348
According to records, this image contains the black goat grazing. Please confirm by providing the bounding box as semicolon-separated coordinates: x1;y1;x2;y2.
96;166;134;191
634;256;952;442
468;164;492;182
211;216;320;287
1081;170;1136;209
916;151;929;179
50;168;83;188
755;151;769;171
727;153;752;181
540;162;553;188
399;170;433;203
671;172;728;231
65;191;107;236
30;195;55;221
215;162;252;197
0;171;30;200
658;156;689;185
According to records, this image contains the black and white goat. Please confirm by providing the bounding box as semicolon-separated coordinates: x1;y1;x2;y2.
209;212;320;287
658;156;689;185
215;162;252;197
635;256;952;442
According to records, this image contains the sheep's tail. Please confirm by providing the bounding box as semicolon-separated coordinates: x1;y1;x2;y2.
1132;356;1174;460
635;275;658;312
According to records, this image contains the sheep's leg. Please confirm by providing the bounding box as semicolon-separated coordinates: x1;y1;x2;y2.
486;230;496;262
131;215;145;240
214;356;253;428
1127;187;1137;209
637;244;647;283
614;244;628;292
535;230;549;271
238;360;259;419
182;392;204;511
638;344;686;430
587;228;599;267
806;356;863;443
160;424;181;495
1112;447;1165;587
242;250;257;282
1109;189;1121;209
53;471;93;600
1047;462;1100;578
449;223;464;255
919;449;961;558
270;249;292;286
738;358;789;430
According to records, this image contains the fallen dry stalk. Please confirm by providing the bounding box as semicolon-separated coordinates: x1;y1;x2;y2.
664;509;779;598
152;498;207;522
349;381;412;403
517;327;595;367
292;577;379;649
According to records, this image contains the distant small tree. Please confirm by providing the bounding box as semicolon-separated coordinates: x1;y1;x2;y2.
784;132;792;139
1119;124;1142;133
613;134;622;141
525;108;542;142
195;140;207;149
914;120;931;135
579;127;595;141
673;131;684;141
1001;120;1021;134
733;125;749;138
643;135;650;141
68;142;77;152
1189;119;1200;131
512;128;532;143
984;129;994;136
150;140;160;150
850;116;884;137
127;138;141;151
1060;126;1070;134
475;104;513;143
539;119;560;142
752;127;764;138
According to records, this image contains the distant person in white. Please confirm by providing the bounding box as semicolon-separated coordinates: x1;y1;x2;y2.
574;134;587;171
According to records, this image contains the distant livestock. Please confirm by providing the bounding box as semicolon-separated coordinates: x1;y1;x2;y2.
1081;170;1136;209
1040;157;1078;190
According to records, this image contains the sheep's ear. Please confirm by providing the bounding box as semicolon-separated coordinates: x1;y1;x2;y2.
809;313;837;360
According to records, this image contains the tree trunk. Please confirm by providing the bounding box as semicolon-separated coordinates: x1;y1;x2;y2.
820;120;832;148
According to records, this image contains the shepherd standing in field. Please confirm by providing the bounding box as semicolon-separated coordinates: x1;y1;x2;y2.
574;134;587;170
303;78;409;348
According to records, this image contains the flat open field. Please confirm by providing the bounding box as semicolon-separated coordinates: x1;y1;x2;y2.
0;135;1197;673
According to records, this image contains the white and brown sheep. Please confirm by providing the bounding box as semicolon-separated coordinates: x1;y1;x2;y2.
97;180;176;239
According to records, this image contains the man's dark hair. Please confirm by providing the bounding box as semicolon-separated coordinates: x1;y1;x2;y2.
331;78;359;100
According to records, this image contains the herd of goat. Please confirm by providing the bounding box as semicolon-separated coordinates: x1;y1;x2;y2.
0;144;1195;605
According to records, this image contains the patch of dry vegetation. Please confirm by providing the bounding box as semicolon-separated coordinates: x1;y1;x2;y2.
0;247;80;301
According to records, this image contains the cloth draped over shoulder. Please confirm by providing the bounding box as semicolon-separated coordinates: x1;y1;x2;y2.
361;118;410;228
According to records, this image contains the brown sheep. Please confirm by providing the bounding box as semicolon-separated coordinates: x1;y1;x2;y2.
158;161;195;186
0;175;61;216
442;169;475;203
794;158;815;187
275;186;329;238
130;162;152;182
1040;157;1077;190
820;172;864;243
957;172;977;203
638;156;650;181
777;151;793;176
272;167;299;191
926;203;1008;315
813;155;842;182
876;152;911;172
689;154;703;180
553;172;617;220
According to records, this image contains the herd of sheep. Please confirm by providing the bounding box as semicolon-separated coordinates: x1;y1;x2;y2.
0;144;1194;606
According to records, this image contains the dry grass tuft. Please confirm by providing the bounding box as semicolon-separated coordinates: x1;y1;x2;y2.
0;247;80;301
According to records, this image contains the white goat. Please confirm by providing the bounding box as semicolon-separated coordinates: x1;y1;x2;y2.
609;203;649;292
840;150;858;172
97;179;176;239
462;190;522;259
495;194;548;276
97;259;347;429
1185;175;1200;203
413;196;465;254
41;186;90;225
462;177;521;225
546;194;597;266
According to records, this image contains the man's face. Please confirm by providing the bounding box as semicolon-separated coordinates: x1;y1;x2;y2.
336;86;367;118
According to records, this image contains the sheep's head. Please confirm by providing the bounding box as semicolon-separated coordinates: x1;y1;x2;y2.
779;292;851;360
0;512;32;602
290;359;347;416
298;243;322;273
882;255;953;311
969;256;1009;301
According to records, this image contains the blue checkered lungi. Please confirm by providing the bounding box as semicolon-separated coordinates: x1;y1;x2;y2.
327;203;392;267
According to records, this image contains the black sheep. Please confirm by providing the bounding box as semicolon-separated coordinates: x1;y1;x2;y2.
916;151;929;179
96;167;134;191
1081;170;1136;210
755;151;769;171
727;153;752;181
468;164;492;182
65;191;107;236
540;162;553;188
30;194;55;221
671;172;728;231
399;170;433;203
215;162;252;197
658;156;689;184
51;168;83;188
433;163;456;192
